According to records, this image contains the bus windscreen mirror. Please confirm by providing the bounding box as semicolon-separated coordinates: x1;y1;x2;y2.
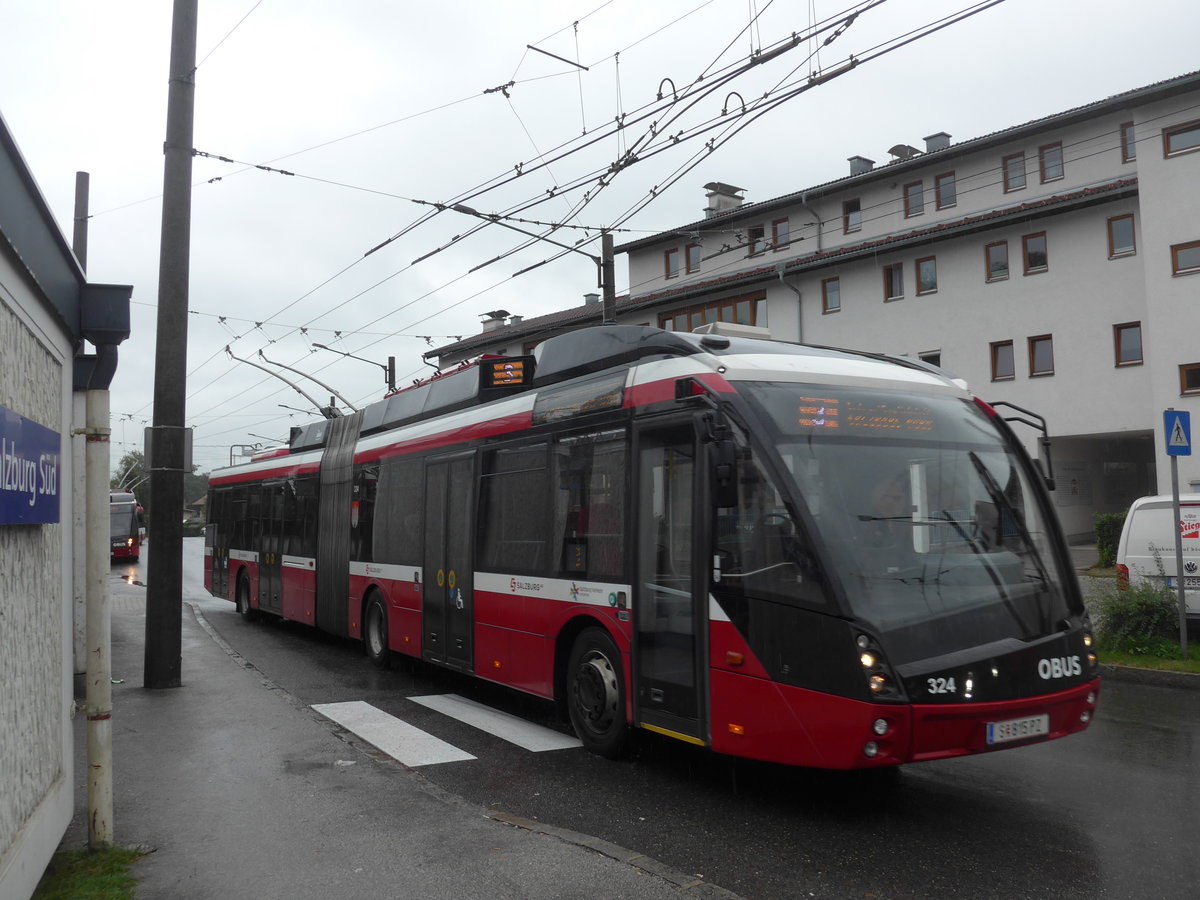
909;461;930;554
713;438;738;508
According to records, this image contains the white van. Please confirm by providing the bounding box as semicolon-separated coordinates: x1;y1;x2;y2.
1115;494;1200;621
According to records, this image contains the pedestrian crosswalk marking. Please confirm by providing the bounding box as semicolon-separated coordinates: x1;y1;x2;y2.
312;700;476;767
409;694;582;752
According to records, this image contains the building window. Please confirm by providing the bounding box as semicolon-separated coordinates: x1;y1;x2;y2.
843;199;862;233
1114;322;1143;367
664;248;680;279
985;241;1009;282
919;350;942;368
772;218;790;251
916;256;937;295
1003;152;1026;192
1163;120;1200;157
991;341;1015;381
1029;335;1054;377
1120;121;1137;162
659;292;765;331
883;263;904;301
747;225;766;256
1023;232;1048;274
685;242;701;274
822;277;841;313
1181;363;1200;395
1171;240;1200;275
935;172;956;209
1039;142;1064;182
904;181;924;217
1107;215;1136;258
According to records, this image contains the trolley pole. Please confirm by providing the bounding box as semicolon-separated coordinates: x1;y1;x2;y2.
145;0;198;688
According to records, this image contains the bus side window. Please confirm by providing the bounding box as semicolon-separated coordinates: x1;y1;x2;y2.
353;464;379;562
292;475;319;559
552;430;626;581
479;443;549;574
714;440;826;607
373;457;424;566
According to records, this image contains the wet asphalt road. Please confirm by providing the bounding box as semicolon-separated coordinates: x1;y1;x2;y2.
117;542;1200;899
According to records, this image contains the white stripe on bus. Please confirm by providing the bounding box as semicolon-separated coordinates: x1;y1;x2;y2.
474;571;630;607
348;560;420;582
408;694;582;752
311;701;475;767
282;555;315;570
229;548;259;563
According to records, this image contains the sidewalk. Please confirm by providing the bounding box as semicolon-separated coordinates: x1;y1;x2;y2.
62;584;735;899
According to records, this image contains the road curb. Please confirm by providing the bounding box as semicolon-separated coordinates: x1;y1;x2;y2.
485;810;744;898
1100;662;1200;690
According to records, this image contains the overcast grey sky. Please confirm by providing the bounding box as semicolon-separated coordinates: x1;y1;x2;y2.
2;0;1198;474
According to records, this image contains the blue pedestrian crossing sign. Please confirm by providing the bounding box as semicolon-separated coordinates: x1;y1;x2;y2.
1165;410;1192;456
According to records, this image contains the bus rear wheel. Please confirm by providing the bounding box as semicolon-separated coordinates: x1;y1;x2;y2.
567;627;628;758
364;595;390;669
235;574;258;622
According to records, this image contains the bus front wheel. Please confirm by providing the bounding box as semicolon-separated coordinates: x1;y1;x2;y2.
364;595;390;669
567;627;628;758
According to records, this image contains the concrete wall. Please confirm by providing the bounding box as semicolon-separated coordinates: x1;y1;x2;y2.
0;242;76;900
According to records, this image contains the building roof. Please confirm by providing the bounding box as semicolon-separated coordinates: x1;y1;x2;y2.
615;69;1200;254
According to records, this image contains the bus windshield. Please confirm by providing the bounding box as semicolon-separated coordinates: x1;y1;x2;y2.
739;382;1074;666
111;505;138;539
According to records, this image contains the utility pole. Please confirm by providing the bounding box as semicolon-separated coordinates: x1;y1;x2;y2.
145;0;198;689
601;231;617;325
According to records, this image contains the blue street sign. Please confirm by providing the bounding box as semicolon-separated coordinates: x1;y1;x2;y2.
0;404;61;524
1165;409;1192;457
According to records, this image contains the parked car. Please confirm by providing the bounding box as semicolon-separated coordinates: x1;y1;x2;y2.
1115;493;1200;624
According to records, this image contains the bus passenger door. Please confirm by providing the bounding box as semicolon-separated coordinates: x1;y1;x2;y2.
634;421;705;746
259;481;284;615
422;453;475;671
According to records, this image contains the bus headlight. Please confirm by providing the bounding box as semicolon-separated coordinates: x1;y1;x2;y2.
856;633;903;700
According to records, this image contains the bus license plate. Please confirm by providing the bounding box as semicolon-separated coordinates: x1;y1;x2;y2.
986;714;1049;745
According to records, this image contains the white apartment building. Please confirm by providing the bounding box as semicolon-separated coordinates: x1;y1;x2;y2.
427;70;1200;539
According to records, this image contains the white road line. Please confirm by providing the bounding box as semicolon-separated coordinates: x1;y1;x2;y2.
408;694;583;752
312;700;476;767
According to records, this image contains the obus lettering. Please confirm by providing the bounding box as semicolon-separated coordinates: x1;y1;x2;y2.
1037;655;1081;680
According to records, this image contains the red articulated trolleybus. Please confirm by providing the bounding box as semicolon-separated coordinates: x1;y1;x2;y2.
204;324;1099;769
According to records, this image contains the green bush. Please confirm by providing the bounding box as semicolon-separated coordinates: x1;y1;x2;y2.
1094;579;1179;656
1093;510;1127;568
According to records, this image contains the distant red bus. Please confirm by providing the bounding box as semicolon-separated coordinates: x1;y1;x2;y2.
205;325;1099;769
110;491;142;561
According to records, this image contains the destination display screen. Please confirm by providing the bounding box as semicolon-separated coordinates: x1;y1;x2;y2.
481;356;534;389
795;395;936;436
